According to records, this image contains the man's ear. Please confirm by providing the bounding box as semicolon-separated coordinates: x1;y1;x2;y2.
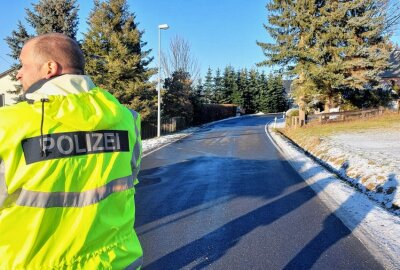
44;61;60;79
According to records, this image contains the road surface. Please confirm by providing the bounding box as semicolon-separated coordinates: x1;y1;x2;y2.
135;115;383;270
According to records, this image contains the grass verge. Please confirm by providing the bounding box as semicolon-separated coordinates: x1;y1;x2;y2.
280;111;400;141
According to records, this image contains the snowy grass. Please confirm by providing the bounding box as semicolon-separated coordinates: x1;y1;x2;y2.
277;111;400;214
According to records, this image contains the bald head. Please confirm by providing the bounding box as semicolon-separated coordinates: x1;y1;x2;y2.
27;33;85;75
17;33;85;91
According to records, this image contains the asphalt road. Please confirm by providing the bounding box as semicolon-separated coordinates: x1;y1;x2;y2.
135;115;383;270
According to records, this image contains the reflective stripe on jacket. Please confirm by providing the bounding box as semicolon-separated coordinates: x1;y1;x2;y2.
0;85;142;269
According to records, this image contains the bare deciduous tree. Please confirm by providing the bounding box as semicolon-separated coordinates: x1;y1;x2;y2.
379;0;400;34
161;35;201;83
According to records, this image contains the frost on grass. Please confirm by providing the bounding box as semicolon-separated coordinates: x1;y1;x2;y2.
288;129;400;214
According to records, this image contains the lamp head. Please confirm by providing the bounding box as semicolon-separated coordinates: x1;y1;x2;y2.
158;24;169;30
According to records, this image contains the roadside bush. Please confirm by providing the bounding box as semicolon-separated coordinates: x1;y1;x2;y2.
285;108;299;127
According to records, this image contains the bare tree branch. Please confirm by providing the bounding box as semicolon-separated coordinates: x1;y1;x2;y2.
378;0;400;34
161;35;201;82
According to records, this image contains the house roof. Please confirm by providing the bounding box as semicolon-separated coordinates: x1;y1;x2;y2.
381;50;400;78
0;68;14;79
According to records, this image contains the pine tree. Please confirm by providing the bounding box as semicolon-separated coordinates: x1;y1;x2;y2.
339;0;390;90
203;67;214;103
257;71;269;112
193;78;204;104
5;22;31;61
233;70;244;107
312;0;390;110
247;69;259;113
82;0;156;121
240;69;256;113
4;22;31;99
213;68;224;103
221;65;236;104
162;70;194;123
5;0;79;100
265;74;274;113
26;0;79;39
257;0;391;110
257;0;321;106
273;74;288;112
267;74;288;113
190;78;204;125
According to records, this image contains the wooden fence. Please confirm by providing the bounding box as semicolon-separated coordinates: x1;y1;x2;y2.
141;117;187;140
291;108;384;127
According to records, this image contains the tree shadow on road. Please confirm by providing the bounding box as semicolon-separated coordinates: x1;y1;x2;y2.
143;182;316;270
282;191;382;270
136;154;381;269
137;114;382;269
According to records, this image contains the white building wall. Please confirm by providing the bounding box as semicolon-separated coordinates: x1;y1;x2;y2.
0;73;20;106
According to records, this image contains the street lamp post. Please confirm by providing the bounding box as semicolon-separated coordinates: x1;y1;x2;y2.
157;24;169;137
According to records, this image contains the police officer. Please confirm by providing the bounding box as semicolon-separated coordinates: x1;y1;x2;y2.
0;33;143;269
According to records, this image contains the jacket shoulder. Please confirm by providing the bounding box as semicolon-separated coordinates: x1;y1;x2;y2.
0;102;33;126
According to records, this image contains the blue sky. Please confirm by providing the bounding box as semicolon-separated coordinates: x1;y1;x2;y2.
0;0;399;78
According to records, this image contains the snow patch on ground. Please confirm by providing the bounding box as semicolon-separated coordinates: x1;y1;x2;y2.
330;131;400;170
142;127;199;156
294;129;400;214
329;131;400;212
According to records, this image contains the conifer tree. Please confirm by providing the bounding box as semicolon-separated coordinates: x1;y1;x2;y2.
213;68;224;103
222;65;236;104
188;78;202;111
339;0;390;90
257;72;269;112
246;69;260;113
257;0;321;106
26;0;79;39
191;78;205;125
240;69;256;113
265;74;275;113
4;22;31;98
257;0;391;109
274;74;288;112
233;70;245;107
313;0;390;110
203;67;214;103
162;70;194;123
267;74;288;113
193;78;204;104
5;22;31;62
82;0;156;121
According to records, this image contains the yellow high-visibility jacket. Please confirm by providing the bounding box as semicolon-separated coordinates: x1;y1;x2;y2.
0;75;142;269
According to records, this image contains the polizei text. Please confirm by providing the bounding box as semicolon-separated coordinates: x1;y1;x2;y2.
21;130;130;164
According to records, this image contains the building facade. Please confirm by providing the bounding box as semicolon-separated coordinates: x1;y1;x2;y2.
0;69;19;106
